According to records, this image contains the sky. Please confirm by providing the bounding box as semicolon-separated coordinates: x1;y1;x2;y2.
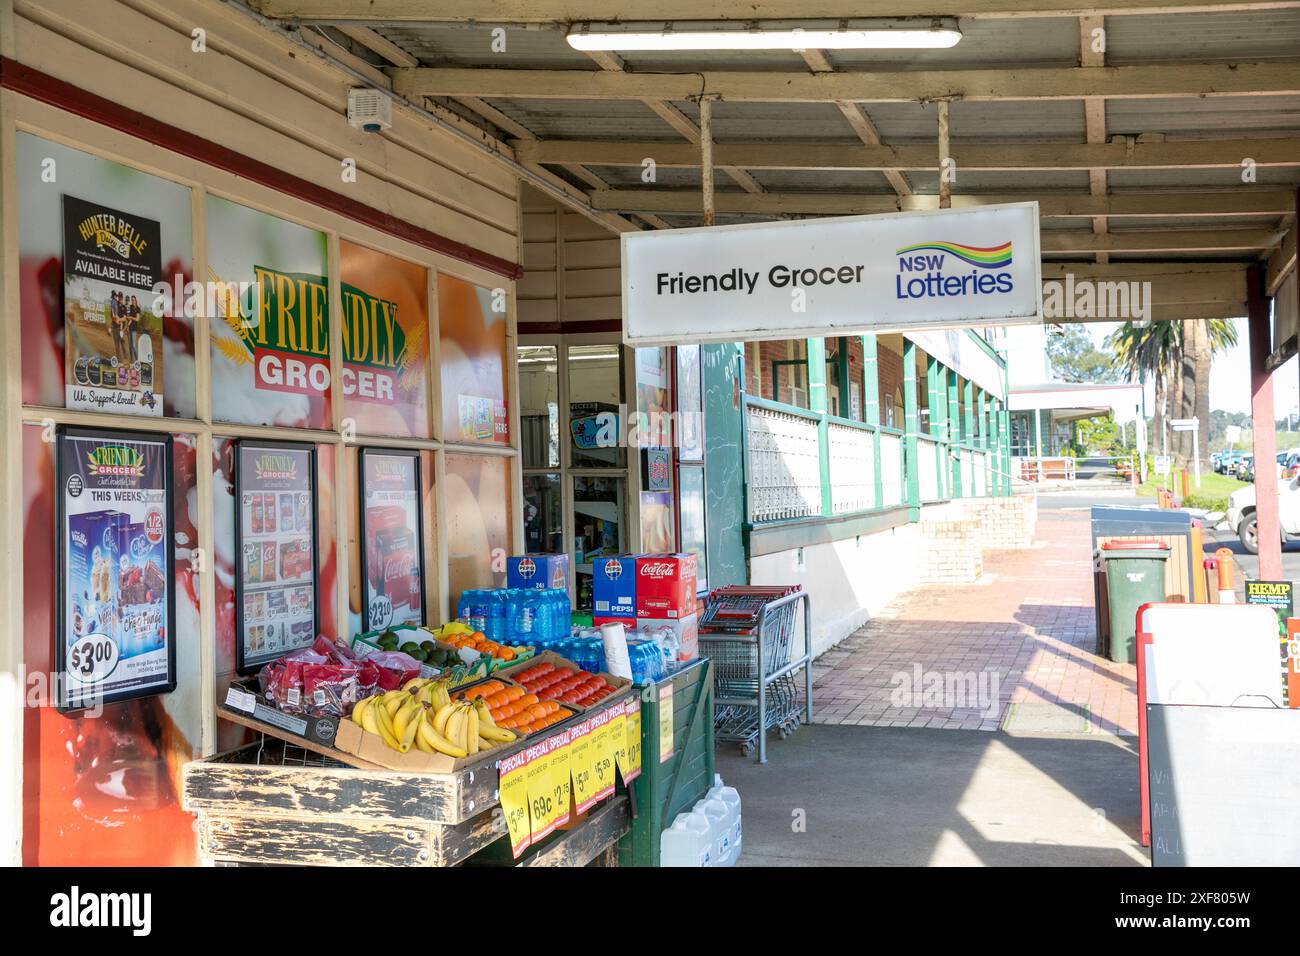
1084;319;1300;421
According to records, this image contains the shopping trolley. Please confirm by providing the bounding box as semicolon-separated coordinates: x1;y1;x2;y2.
698;587;813;763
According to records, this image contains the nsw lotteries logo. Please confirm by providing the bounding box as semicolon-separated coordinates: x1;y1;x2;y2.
895;240;1014;301
86;444;144;478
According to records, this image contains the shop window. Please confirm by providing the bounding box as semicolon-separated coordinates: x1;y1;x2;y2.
573;475;626;612
569;344;625;468
518;345;559;468
207;196;332;429
339;241;430;439
523;473;563;554
439;274;509;446
678;465;708;593
17;133;196;420
677;345;704;462
445;453;511;611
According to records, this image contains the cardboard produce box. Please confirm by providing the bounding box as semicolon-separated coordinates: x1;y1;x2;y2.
333;712;518;773
495;649;632;710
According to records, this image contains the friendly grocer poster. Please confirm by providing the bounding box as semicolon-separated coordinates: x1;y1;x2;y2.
339;241;430;438
437;274;509;445
206;195;331;429
62;195;164;417
58;428;175;711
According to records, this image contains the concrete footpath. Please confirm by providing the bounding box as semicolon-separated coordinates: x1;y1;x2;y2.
715;495;1149;866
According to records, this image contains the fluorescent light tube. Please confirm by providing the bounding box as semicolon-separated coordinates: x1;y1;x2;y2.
566;19;962;52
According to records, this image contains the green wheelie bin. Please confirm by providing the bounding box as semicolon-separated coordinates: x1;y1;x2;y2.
1101;540;1170;663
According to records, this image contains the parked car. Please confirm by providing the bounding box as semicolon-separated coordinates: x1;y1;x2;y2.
1242;455;1256;482
1285;452;1300;480
1226;477;1300;554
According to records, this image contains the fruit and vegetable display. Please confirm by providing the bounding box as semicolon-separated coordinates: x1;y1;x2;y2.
369;628;457;667
509;662;620;708
350;676;518;758
453;680;573;734
431;621;531;663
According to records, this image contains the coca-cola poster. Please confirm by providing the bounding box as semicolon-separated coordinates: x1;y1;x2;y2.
358;448;425;631
57;427;176;711
234;440;319;673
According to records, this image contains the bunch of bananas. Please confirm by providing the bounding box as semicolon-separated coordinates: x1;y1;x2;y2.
350;677;517;759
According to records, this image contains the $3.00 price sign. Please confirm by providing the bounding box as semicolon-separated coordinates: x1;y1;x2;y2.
497;749;533;859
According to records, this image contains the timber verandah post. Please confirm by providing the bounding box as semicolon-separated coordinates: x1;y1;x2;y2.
1248;265;1283;579
904;339;921;521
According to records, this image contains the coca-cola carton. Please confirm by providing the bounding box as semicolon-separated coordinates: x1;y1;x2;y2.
635;553;698;620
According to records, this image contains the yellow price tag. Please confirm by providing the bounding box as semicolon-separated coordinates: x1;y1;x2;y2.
590;712;617;802
546;730;572;833
497;750;533;859
568;717;600;813
524;737;563;842
658;684;675;764
606;704;629;786
623;698;643;783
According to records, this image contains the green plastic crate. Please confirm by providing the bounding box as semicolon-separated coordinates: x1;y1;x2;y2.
618;658;715;867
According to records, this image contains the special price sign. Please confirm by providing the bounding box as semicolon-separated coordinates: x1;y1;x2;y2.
57;427;176;711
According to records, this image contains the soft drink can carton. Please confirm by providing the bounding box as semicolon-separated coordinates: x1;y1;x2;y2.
593;615;637;632
507;553;570;591
635;553;697;620
593;556;636;619
640;612;699;662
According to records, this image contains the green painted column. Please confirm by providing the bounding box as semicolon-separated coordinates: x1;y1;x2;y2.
1001;356;1013;496
807;338;832;516
963;379;976;443
904;339;920;520
926;356;946;499
863;335;883;510
948;369;962;498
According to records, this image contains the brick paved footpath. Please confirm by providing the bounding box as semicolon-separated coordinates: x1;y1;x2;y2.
811;510;1137;735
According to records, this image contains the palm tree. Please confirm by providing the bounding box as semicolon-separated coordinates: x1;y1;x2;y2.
1109;321;1179;450
1109;319;1238;466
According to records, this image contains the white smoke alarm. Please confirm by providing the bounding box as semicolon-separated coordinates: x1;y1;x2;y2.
347;87;393;132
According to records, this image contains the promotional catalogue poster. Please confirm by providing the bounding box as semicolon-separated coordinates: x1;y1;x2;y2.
359;448;425;631
62;195;165;417
235;441;318;672
57;428;175;710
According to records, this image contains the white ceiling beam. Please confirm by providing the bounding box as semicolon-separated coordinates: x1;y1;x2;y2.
799;49;912;198
1042;228;1283;252
1079;14;1110;264
589;188;1298;218
515;137;1300;170
392;61;1300;102
578;47;765;199
257;1;1300;24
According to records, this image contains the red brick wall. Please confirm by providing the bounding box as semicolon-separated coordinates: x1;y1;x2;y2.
878;343;904;429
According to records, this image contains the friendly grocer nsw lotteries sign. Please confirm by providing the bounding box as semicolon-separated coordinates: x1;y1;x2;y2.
621;203;1041;346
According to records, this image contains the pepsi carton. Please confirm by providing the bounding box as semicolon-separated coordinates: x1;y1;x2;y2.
635;553;698;620
507;553;570;591
593;556;636;622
